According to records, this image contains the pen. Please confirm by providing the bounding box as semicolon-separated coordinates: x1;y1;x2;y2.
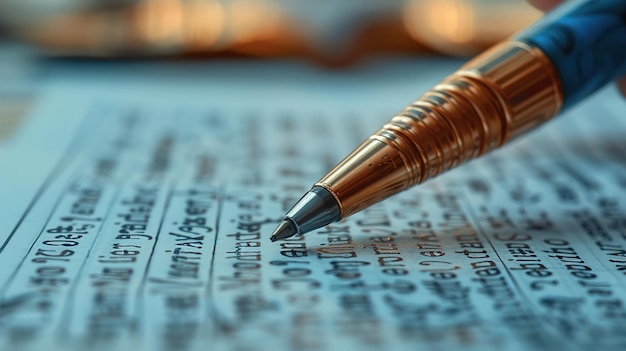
270;0;626;242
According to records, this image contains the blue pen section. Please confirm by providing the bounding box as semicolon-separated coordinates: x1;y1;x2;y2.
518;0;626;110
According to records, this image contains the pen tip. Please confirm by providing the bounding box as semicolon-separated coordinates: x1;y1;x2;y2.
270;219;298;242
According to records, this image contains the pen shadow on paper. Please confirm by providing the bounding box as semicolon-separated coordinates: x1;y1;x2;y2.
555;133;626;167
306;134;626;256
527;132;626;190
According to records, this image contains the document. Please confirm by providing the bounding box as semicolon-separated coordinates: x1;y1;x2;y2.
1;59;626;351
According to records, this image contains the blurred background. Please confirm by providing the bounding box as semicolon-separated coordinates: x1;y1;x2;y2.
0;0;541;139
0;0;541;60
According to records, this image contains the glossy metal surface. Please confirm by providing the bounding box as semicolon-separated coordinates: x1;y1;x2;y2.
316;41;563;218
270;186;340;241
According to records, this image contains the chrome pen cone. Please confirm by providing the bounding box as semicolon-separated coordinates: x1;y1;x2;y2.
269;186;341;241
270;219;298;242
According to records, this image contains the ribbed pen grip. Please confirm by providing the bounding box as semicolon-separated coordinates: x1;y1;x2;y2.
317;41;563;217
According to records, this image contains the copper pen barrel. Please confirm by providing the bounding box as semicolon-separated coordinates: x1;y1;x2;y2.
315;41;563;218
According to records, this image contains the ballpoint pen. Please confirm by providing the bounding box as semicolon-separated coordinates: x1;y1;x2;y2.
270;0;626;242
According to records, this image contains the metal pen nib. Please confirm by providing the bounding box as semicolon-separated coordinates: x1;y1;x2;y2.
270;219;298;242
269;186;340;241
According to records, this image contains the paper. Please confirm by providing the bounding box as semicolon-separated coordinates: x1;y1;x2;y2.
1;59;626;351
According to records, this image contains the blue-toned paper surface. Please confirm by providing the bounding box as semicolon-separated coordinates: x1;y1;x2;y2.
1;58;626;351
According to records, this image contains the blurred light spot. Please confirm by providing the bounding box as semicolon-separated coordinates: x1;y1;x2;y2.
134;0;185;46
403;0;541;56
404;0;475;46
183;1;224;49
225;0;282;44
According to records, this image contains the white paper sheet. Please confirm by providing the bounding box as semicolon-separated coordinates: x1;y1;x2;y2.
1;58;626;351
